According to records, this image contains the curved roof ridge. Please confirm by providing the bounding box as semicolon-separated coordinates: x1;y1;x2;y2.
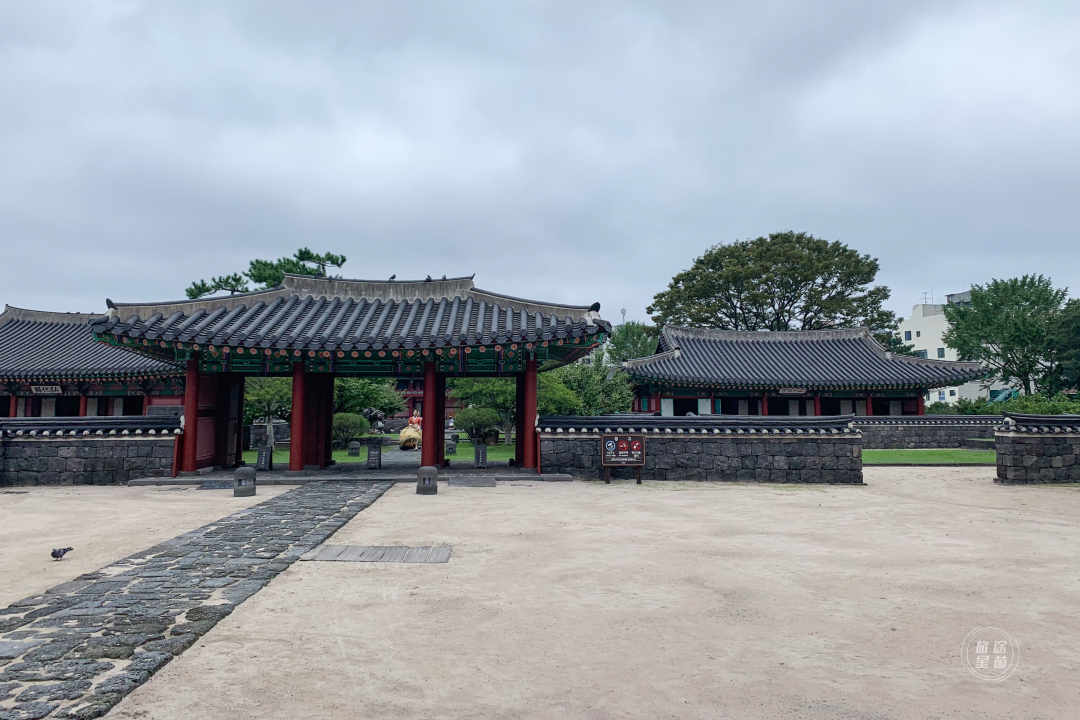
665;325;869;342
96;275;606;331
1;305;103;328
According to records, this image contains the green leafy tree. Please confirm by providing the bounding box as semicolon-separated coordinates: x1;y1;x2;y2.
647;231;899;344
943;275;1067;396
332;413;370;449
607;321;659;363
1052;299;1080;391
551;346;634;415
450;374;582;443
926;394;1080;416
449;378;516;443
244;377;292;449
334;378;406;417
453;407;501;443
882;334;917;356
186;248;348;299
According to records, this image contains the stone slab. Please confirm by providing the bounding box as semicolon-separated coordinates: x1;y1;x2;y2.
302;545;451;564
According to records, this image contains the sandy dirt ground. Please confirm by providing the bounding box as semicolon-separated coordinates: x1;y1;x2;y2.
111;468;1079;720
0;484;291;606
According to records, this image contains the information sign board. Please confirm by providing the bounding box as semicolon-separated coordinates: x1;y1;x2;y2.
601;434;645;467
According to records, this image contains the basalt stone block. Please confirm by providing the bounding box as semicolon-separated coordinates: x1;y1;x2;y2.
416;466;438;495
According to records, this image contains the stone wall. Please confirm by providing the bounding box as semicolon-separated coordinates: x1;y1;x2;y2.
855;416;1000;449
0;416;182;486
1;437;176;486
538;414;862;483
995;413;1080;484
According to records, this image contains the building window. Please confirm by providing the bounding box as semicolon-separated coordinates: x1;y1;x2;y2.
916;331;921;337
937;348;945;359
904;331;911;341
949;389;956;396
916;350;928;359
938;391;946;401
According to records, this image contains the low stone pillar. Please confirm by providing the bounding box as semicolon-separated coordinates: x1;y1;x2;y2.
234;466;257;497
996;413;1080;484
348;441;361;456
417;466;438;495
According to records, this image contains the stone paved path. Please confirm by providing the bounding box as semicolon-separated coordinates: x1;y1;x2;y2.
0;481;392;720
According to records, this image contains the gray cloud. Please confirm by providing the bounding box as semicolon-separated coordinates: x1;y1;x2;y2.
1;1;1077;324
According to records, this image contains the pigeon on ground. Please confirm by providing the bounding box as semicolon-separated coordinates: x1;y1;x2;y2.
51;547;73;561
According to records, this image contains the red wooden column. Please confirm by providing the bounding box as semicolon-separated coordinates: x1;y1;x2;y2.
917;395;925;415
435;373;447;467
8;396;16;417
866;394;874;417
421;362;438;468
290;362;307;472
308;374;321;468
522;356;538;470
514;372;526;466
814;395;822;416
324;376;335;467
78;395;88;417
235;376;246;466
181;359;201;472
760;393;769;416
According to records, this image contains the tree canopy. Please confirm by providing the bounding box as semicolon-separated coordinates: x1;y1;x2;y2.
450;373;581;443
244;377;292;427
647;232;898;343
186;248;347;299
1053;299;1080;391
549;346;635;415
334;378;406;417
606;321;659;364
943;275;1068;396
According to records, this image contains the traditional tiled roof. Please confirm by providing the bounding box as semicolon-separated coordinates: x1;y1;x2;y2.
852;415;1001;426
538;413;859;434
0;306;181;382
0;415;182;437
1000;413;1080;434
90;274;609;355
624;326;984;391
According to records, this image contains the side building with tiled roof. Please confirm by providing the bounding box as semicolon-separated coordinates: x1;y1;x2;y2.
623;326;985;417
0;306;184;418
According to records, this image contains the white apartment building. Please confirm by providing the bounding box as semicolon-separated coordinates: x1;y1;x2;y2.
896;293;1003;405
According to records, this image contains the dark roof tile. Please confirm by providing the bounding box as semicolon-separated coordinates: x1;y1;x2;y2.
0;306;181;381
624;326;984;391
90;274;609;352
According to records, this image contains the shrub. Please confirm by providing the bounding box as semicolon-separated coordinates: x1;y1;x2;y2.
453;407;501;442
925;393;1080;416
332;413;370;449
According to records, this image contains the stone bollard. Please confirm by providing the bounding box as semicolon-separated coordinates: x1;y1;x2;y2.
416;466;438;495
348;441;361;456
234;466;257;497
445;440;457;455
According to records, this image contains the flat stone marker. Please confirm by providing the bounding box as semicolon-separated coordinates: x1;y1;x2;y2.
403;546;433;563
301;545;452;563
448;476;497;487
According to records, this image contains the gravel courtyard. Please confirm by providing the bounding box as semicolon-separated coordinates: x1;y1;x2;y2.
0;485;291;607
101;468;1078;720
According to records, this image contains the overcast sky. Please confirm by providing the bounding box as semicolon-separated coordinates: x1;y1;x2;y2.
2;1;1077;324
